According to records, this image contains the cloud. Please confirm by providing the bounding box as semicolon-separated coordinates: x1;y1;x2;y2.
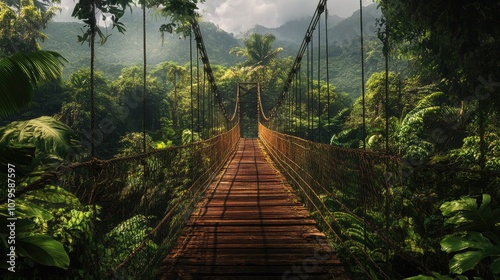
198;0;375;34
54;0;376;34
53;0;79;23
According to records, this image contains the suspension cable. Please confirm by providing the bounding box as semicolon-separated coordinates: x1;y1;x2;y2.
307;43;311;138
196;40;201;134
142;0;147;153
384;1;390;154
190;32;194;142
262;0;327;122
325;6;331;139
202;66;206;137
310;34;314;140
257;82;270;122
299;65;303;136
90;2;96;159
360;0;366;150
317;12;321;142
190;19;237;127
293;73;300;134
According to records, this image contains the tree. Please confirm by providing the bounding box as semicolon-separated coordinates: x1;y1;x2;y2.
166;64;188;130
376;0;500;106
59;68;123;158
153;0;205;37
0;0;60;56
0;0;66;119
376;0;500;172
71;0;132;157
111;65;166;132
230;33;283;67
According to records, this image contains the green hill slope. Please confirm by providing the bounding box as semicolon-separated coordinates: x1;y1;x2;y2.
41;7;244;78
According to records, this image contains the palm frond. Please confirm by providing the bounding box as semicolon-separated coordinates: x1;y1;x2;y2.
0;51;66;118
0;116;79;164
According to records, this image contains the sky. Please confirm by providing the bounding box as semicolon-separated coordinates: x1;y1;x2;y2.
55;0;375;35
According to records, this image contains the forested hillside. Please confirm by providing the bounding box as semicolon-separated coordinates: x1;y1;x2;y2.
41;4;385;96
41;7;244;78
247;3;380;47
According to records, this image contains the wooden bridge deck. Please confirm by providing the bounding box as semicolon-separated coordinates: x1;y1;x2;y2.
160;138;350;279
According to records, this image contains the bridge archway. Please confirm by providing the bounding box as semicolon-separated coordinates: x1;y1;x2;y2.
237;82;259;138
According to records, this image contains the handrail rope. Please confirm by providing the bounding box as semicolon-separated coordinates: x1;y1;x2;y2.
109;126;240;275
258;127;437;278
17;124;493;203
260;0;327;122
258;125;437;275
259;130;384;279
165;136;242;275
15;127;240;198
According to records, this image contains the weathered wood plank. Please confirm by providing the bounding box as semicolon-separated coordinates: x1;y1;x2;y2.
160;139;350;279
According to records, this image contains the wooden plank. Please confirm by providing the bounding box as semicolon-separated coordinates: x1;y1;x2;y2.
160;138;351;279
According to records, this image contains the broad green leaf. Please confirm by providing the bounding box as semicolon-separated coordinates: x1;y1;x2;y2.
16;234;70;269
0;145;35;173
404;272;456;280
449;250;485;274
13;218;36;233
442;232;500;274
15;200;54;220
24;185;82;208
440;194;500;239
0;116;80;165
440;197;477;217
491;257;500;274
441;235;475;253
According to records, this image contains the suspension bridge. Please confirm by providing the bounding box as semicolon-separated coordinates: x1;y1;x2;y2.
16;0;499;279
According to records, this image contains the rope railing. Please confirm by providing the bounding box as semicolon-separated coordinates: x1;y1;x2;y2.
15;124;240;279
258;124;500;278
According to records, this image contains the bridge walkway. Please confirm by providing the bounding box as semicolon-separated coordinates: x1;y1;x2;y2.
160;138;350;279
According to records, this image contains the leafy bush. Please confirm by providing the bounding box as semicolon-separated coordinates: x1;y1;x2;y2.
406;194;500;280
0;198;70;272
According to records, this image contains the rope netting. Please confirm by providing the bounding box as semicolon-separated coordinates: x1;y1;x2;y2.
258;124;500;279
16;124;240;278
